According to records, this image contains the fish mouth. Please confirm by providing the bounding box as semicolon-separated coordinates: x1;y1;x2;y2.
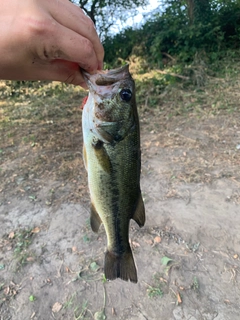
82;65;132;96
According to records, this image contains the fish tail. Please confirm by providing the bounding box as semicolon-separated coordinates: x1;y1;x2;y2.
104;249;137;283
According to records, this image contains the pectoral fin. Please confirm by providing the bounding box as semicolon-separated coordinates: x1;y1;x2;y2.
94;121;119;144
92;140;112;174
90;203;102;233
132;193;145;227
96;127;114;143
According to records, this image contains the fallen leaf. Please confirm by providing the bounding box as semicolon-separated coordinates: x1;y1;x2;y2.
8;232;15;239
132;241;140;248
31;227;40;234
154;236;161;244
145;239;153;245
52;302;62;313
4;287;10;295
161;256;173;266
177;292;182;304
26;257;34;262
90;261;100;272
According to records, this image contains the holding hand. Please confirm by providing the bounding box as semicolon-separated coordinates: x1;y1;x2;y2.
0;0;104;88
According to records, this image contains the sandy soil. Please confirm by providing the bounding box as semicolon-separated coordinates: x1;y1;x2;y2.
0;84;240;320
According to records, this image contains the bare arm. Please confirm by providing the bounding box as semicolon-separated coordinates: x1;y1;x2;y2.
0;0;104;88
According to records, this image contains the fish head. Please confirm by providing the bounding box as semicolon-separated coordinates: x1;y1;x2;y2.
82;65;137;142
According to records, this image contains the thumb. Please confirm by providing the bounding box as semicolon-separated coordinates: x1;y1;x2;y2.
35;60;88;88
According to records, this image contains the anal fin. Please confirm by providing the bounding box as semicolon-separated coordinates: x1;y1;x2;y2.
104;249;137;283
90;203;102;233
132;193;145;227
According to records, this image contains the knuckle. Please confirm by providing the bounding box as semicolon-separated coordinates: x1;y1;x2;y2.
26;16;55;38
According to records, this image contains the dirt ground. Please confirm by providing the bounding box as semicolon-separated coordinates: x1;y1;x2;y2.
0;77;240;320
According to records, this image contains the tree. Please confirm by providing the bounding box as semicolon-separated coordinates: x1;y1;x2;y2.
70;0;149;38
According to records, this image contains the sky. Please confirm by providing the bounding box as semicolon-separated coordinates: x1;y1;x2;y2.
126;0;160;27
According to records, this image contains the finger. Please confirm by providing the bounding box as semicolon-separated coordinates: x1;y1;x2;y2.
42;0;104;66
38;60;88;87
23;60;87;87
32;21;99;73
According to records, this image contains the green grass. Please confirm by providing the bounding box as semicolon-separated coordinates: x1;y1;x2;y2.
147;285;163;298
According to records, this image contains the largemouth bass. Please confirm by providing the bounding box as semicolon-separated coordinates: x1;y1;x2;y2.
82;65;145;283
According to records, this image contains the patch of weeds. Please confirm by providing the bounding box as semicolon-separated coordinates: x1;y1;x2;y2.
22;135;36;144
63;293;76;310
82;235;90;243
94;284;106;320
191;276;199;292
74;300;88;320
7;227;38;270
146;285;163;298
145;273;164;299
186;242;200;253
63;294;92;319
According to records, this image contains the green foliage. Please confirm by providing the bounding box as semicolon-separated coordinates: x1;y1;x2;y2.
70;0;148;38
104;0;240;67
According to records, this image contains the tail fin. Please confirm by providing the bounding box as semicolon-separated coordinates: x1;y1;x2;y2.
104;249;137;283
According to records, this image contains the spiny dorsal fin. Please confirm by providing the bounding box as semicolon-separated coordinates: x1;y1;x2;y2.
132;193;145;227
90;203;102;233
104;249;137;283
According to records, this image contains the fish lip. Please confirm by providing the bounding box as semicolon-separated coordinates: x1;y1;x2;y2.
82;65;131;90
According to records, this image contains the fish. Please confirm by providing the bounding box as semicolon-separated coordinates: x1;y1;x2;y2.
82;65;145;283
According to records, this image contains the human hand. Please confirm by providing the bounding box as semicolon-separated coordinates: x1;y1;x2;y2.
0;0;104;88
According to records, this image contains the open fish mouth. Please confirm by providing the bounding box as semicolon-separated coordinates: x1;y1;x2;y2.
82;65;132;98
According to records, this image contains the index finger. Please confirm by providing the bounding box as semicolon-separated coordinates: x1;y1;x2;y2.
43;0;104;68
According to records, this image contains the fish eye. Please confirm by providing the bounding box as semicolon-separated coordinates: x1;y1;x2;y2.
120;89;132;102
